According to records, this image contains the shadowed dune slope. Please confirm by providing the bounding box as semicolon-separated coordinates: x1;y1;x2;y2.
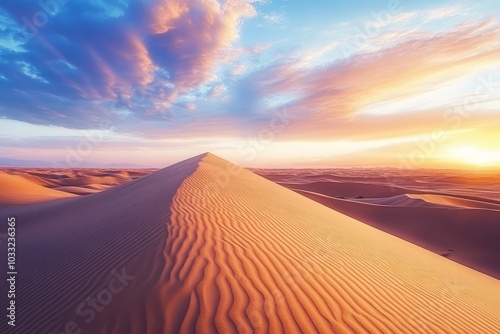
0;171;76;205
0;154;203;334
52;185;101;195
0;153;499;334
278;180;413;198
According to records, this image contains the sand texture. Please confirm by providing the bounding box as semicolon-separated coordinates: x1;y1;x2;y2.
1;154;499;334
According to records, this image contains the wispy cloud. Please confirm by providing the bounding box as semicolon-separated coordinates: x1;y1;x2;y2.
247;18;500;120
264;12;286;24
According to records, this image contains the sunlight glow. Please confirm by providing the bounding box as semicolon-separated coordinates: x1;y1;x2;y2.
446;145;500;166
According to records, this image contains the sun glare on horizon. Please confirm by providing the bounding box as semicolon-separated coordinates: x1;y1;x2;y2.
446;145;500;167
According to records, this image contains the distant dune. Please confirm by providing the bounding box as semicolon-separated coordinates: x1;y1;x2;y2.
0;170;76;205
1;154;499;333
408;193;500;210
0;168;153;198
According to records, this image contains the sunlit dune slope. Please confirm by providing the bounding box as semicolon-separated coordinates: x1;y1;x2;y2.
0;170;76;204
156;153;500;333
0;153;499;334
295;189;500;279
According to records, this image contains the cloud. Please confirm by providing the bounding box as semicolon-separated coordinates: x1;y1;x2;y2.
423;5;462;22
0;0;258;128
141;17;495;147
263;12;285;24
1;0;499;160
140;0;257;91
374;5;462;28
208;85;226;98
230;64;246;76
234;19;500;137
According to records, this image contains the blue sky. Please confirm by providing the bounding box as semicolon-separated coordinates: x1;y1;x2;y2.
1;0;500;168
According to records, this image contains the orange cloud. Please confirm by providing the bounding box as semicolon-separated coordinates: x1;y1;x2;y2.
256;18;500;120
147;0;189;34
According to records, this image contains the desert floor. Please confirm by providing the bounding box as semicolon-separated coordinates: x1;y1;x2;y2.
1;154;499;333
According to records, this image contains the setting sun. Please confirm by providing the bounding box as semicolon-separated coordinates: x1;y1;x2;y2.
446;145;500;166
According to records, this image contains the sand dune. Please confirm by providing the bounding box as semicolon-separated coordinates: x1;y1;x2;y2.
350;194;434;207
408;193;500;210
13;173;61;188
295;190;500;278
278;180;413;199
54;175;122;187
260;168;500;204
0;168;154;196
1;154;499;334
153;154;500;333
0;171;76;205
53;186;101;195
0;154;202;334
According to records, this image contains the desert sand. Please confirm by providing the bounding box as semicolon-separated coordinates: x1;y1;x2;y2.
258;169;500;279
0;168;152;196
293;190;500;279
0;170;76;205
1;154;499;333
407;193;500;210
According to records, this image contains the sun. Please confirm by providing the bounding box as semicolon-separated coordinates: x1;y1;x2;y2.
446;145;500;167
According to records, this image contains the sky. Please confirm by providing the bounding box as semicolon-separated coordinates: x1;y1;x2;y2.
0;0;500;168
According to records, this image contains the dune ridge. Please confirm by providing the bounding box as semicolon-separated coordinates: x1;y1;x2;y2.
1;153;499;334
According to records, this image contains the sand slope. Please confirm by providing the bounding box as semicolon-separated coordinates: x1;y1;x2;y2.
278;180;413;199
295;190;500;278
1;153;499;334
0;171;76;205
154;154;500;333
408;193;500;210
0;154;202;334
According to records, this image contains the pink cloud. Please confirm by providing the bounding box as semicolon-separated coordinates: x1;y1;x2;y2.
144;0;258;92
231;64;246;76
251;19;500;126
82;33;156;100
118;14;500;139
18;0;260;121
209;85;226;98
